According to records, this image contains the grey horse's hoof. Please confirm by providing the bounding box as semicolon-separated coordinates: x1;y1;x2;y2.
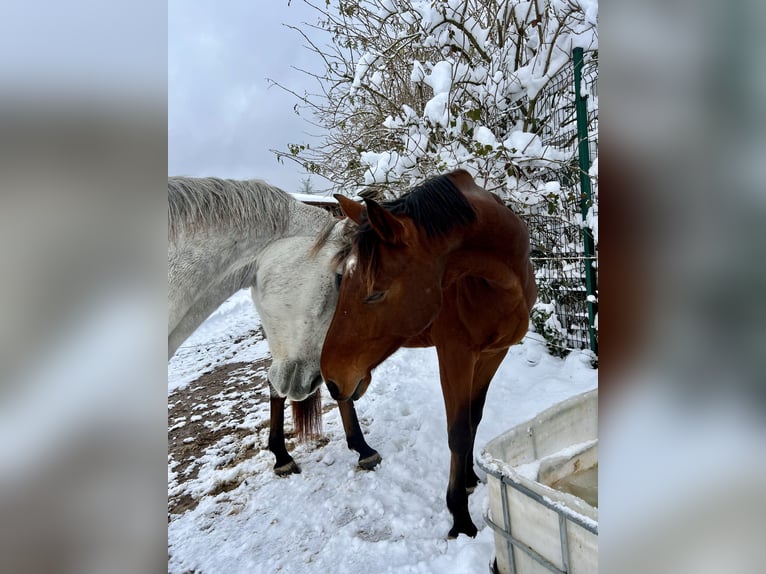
357;452;382;471
274;460;301;476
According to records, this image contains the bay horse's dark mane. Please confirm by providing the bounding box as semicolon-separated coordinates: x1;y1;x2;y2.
377;173;477;236
350;173;477;284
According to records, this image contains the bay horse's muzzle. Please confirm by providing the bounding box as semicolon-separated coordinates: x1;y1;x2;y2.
325;378;365;401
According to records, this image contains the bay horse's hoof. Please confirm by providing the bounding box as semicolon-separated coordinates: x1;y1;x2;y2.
357;451;382;470
448;521;478;539
274;460;301;476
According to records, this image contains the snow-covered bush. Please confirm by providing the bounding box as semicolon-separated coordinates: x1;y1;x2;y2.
530;302;567;357
274;0;597;202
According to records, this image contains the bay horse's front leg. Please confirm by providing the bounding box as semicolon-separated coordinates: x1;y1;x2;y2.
465;349;509;494
337;399;381;470
436;355;478;537
445;409;478;538
440;348;509;538
268;383;300;475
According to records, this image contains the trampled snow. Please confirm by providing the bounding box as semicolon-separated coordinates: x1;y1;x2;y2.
168;290;597;573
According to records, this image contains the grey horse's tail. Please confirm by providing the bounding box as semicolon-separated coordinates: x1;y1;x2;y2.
292;391;322;442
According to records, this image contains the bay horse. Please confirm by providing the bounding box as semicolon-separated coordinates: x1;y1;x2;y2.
320;169;537;538
168;177;380;474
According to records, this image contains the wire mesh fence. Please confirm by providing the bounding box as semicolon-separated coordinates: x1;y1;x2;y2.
520;51;598;357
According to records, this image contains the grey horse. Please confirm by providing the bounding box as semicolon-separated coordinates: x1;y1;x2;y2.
168;177;380;474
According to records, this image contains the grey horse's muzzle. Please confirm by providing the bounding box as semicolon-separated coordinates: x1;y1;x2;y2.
268;360;323;401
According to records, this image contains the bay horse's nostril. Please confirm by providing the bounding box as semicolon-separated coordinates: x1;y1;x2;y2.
326;379;341;400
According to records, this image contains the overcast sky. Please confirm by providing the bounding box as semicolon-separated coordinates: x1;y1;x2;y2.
168;1;327;193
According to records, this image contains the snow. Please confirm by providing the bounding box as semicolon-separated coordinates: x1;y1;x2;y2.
290;192;338;204
501;438;598;481
168;290;597;573
360;150;402;184
168;291;269;393
378;0;398;18
410;60;425;84
352;52;380;90
546;496;598;531
371;70;384;89
423;92;450;128
502;130;536;154
423;60;453;95
405;128;428;156
411;1;439;29
589;156;598;179
577;0;599;30
418;61;455;130
473;126;498;148
382;115;401;129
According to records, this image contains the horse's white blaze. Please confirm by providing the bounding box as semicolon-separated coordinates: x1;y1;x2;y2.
345;254;358;276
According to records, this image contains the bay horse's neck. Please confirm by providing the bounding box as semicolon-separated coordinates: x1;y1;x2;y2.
439;192;528;291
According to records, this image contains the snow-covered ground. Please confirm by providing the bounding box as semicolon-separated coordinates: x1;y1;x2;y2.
168;290;597;573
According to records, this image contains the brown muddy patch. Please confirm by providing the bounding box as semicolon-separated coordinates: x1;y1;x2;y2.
168;358;275;516
168;323;341;519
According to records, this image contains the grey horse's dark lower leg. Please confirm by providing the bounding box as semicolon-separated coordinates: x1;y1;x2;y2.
268;384;300;475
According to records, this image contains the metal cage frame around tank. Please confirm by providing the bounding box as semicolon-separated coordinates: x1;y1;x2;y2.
478;458;599;574
521;47;598;358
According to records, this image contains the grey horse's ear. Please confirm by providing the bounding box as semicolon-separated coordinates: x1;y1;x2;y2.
363;198;406;245
334;194;365;225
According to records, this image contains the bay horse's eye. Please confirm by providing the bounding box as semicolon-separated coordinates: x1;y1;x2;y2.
363;291;386;304
334;273;343;290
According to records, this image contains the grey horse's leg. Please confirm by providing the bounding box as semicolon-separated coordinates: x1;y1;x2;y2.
268;383;300;475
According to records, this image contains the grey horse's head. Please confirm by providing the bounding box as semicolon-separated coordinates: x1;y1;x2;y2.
251;220;348;401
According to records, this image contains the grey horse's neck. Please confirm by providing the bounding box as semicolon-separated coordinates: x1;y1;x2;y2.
167;177;333;357
168;176;331;244
284;199;334;238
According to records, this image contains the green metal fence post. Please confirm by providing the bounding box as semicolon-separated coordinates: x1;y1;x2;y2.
573;47;598;355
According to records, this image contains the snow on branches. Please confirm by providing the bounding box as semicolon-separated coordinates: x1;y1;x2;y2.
274;0;598;202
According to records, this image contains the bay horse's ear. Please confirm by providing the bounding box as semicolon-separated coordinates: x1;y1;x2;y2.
363;198;406;245
334;194;365;225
